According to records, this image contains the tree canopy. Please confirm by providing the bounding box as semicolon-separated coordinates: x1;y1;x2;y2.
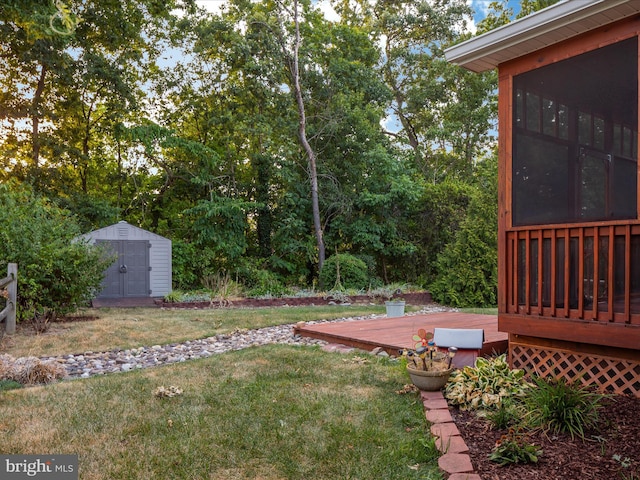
0;0;555;309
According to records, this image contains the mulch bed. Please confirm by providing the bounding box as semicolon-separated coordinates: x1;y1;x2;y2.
451;394;640;479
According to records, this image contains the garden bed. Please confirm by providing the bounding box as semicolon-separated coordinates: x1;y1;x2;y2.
451;394;640;479
160;291;433;309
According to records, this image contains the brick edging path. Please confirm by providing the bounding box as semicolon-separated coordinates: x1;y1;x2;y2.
421;390;481;479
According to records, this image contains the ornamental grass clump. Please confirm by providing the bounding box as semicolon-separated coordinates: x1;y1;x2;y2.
444;354;531;410
0;354;66;385
523;375;606;440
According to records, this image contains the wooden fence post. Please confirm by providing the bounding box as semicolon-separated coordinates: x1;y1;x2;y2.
5;263;17;335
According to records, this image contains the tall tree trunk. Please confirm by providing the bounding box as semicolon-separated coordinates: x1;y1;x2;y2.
291;0;325;272
383;43;424;170
81;120;91;193
31;63;47;180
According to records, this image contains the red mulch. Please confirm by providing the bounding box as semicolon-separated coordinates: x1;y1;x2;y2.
451;394;640;479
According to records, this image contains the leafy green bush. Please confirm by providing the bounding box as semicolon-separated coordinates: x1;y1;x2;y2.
523;376;605;440
0;183;111;322
171;240;199;290
233;260;288;298
163;291;184;303
429;156;498;308
319;253;369;290
486;398;522;430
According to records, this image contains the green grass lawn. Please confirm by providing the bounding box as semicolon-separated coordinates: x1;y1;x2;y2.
0;344;443;480
3;304;415;358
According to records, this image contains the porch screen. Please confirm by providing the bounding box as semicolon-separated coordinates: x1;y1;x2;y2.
512;36;638;226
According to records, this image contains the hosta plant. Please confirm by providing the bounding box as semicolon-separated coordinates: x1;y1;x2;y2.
444;354;531;410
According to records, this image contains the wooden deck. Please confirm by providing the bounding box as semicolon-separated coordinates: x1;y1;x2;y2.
294;312;507;357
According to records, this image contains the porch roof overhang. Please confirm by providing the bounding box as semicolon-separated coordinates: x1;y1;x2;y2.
444;0;640;73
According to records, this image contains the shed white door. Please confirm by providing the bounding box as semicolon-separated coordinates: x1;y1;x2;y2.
98;240;150;298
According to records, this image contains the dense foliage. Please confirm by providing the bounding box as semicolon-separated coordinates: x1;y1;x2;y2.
429;154;498;307
0;183;111;322
0;1;555;315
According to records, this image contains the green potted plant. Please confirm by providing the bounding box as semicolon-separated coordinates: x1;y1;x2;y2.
399;329;457;391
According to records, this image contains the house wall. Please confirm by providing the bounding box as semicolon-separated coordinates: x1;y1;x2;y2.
497;16;640;395
82;221;172;297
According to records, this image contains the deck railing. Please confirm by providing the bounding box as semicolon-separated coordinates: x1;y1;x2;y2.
506;224;640;324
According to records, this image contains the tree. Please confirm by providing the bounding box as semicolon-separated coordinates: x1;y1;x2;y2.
289;0;326;272
429;154;498;307
0;0;194;203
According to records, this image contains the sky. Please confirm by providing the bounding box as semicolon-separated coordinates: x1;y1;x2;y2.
193;0;524;27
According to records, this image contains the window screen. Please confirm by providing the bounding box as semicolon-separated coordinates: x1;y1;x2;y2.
512;37;638;226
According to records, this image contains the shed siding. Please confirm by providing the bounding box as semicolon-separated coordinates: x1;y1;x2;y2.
83;221;172;297
149;239;172;297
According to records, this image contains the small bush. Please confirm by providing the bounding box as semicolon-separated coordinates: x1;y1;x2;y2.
233;260;288;298
163;291;183;303
523;376;605;440
319;253;369;290
202;272;244;302
489;428;542;466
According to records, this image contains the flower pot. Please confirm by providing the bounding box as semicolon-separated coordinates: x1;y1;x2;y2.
406;365;454;391
385;300;405;318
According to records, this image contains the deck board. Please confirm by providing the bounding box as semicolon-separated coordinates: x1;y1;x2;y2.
294;312;507;356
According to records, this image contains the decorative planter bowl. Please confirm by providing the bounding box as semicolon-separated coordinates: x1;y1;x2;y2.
406;365;454;391
385;300;406;318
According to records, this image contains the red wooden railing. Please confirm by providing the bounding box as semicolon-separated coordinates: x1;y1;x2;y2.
506;224;640;325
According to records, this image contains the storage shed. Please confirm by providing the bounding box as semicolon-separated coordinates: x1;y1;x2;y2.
82;221;172;299
446;0;640;395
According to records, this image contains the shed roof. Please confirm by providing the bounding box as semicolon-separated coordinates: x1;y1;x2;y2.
445;0;640;72
83;221;170;242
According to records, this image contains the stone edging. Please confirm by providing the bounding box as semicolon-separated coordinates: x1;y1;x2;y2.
421;390;481;479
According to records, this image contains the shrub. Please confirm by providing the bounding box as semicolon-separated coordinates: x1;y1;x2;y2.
0;379;22;391
486;398;522;430
523;376;605;440
171;240;199;290
429;156;498;308
319;253;369;290
489;428;542;466
233;259;288;298
163;290;183;303
0;183;111;323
